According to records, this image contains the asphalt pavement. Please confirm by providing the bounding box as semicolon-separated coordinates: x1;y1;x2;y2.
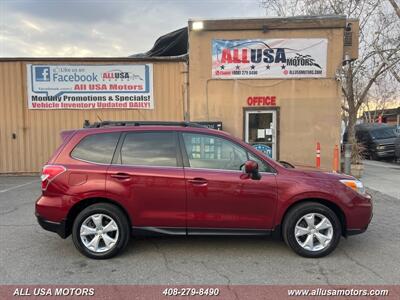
0;174;399;285
362;160;400;199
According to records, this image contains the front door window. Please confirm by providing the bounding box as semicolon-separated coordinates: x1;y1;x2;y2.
182;133;247;171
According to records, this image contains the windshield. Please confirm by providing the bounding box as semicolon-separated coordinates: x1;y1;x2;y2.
370;128;396;139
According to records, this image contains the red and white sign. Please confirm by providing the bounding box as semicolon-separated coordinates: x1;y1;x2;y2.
247;96;276;106
212;39;327;79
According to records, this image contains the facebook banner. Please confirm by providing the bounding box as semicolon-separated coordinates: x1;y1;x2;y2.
27;64;154;109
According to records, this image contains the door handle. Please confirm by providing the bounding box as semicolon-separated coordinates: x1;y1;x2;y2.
187;178;208;186
110;173;131;180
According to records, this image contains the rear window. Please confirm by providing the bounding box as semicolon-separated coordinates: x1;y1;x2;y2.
120;132;178;167
71;133;120;164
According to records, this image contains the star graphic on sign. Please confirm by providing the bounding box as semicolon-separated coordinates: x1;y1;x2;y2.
266;65;271;70
220;65;225;70
236;65;240;70
250;65;255;70
281;64;286;69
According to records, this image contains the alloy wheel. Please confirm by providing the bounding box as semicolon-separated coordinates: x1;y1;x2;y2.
294;213;333;252
80;213;119;253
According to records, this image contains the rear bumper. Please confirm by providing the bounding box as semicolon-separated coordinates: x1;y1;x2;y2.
35;195;67;221
35;195;70;238
36;214;68;239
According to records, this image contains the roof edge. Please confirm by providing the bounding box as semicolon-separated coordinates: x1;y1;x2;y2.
0;54;188;62
188;15;348;31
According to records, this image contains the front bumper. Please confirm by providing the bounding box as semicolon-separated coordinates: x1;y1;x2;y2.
376;150;395;158
345;193;373;236
346;223;370;236
36;214;68;238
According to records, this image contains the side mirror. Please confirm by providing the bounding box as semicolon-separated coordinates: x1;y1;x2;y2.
243;160;261;180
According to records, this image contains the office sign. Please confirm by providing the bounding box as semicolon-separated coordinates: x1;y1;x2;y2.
247;96;276;106
27;64;154;109
212;39;327;79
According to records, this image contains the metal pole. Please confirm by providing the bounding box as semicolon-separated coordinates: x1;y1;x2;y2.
344;143;351;175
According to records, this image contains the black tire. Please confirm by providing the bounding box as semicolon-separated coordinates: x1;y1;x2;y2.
282;202;341;258
369;152;378;161
72;203;130;259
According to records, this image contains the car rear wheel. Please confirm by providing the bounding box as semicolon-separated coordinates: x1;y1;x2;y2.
72;203;130;259
283;202;341;258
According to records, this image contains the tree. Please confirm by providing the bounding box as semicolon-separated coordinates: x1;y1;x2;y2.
260;0;400;146
388;0;400;18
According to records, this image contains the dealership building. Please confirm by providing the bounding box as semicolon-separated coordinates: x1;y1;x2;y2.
0;16;358;173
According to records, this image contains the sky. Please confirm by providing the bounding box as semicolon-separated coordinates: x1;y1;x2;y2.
0;0;265;57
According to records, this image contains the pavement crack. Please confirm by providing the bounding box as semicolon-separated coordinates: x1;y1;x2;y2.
149;239;193;281
0;224;36;227
0;207;18;216
315;259;331;285
0;200;35;216
341;248;384;281
199;261;239;300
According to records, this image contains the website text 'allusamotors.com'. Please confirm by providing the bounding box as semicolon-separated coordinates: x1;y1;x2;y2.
288;288;389;297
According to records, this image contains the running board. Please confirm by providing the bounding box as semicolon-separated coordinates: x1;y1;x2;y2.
131;226;272;236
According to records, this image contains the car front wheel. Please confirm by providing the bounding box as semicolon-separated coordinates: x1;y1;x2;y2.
283;202;341;258
72;203;130;259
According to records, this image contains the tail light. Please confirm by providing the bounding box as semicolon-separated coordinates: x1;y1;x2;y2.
41;165;66;191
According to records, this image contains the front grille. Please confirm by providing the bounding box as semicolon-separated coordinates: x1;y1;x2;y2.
378;144;395;150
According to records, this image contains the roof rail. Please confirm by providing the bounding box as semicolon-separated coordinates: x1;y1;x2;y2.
83;120;206;128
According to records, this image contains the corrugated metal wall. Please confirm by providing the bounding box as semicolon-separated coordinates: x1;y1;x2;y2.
0;60;186;173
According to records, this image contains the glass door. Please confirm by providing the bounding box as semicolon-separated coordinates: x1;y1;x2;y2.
245;110;277;160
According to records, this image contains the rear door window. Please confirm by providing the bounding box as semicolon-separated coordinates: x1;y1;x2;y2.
120;132;178;167
71;132;120;164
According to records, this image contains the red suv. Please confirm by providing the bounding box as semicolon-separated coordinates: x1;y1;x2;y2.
35;121;372;259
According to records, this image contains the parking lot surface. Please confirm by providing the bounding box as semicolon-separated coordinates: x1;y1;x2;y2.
363;160;400;199
0;176;399;285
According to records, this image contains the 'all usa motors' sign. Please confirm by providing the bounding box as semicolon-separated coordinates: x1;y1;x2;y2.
212;39;327;79
27;64;154;109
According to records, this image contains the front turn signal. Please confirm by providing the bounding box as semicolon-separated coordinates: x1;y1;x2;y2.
339;179;366;195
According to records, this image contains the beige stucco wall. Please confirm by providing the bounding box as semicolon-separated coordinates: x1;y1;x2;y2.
188;27;344;170
0;19;348;173
0;60;185;173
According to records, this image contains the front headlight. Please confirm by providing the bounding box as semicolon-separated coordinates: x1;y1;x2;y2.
339;179;366;195
376;145;385;150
